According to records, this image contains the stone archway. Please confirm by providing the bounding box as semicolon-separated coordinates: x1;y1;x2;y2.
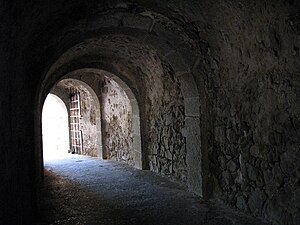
52;78;103;158
36;9;204;196
61;70;143;169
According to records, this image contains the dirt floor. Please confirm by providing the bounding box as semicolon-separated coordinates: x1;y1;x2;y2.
36;154;270;225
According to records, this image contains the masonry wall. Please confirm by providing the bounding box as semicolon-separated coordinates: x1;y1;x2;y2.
181;1;300;224
100;77;134;165
145;62;186;182
78;87;98;157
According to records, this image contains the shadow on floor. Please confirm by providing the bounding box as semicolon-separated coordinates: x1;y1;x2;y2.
36;155;270;225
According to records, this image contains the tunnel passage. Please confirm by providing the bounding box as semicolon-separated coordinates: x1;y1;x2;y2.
0;1;299;225
38;34;201;192
39;40;201;185
35;10;203;206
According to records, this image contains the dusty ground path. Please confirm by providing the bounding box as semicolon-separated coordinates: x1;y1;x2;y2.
37;154;269;225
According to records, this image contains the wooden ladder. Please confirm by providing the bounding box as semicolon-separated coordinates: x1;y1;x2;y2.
69;88;83;154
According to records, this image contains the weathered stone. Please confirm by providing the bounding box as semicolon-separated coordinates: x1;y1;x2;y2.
101;77;134;166
280;148;298;177
293;213;300;225
272;163;285;184
263;169;273;184
152;143;159;155
166;150;172;160
226;160;237;172
215;126;226;143
222;171;234;186
248;188;267;215
165;114;173;126
294;187;300;209
239;154;248;176
236;195;248;211
218;156;227;169
247;164;257;182
122;14;152;30
264;199;285;225
234;170;243;185
250;146;260;158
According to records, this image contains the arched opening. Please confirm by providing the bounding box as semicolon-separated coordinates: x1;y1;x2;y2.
40;72;143;169
42;94;70;161
52;78;103;158
59;70;143;169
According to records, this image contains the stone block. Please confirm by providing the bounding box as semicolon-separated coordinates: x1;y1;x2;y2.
133;133;141;153
264;198;285;225
280;148;298;177
123;14;152;30
222;171;233;186
87;16;119;30
152;22;183;49
248;188;266;215
134;151;142;169
215;126;226;144
185;117;202;196
176;73;199;98
143;34;174;56
263;169;273;184
293;213;300;225
226;160;237;172
294;187;300;209
218;156;227;169
234;170;243;185
247;164;257;181
250;145;260;158
165;113;173;126
184;97;200;117
236;195;248;211
272;163;285;184
165;150;172;160
166;51;191;75
132;115;140;135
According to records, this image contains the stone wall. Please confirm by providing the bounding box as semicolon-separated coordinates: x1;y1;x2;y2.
145;61;186;182
207;73;299;224
100;77;134;165
79;86;98;157
182;1;300;224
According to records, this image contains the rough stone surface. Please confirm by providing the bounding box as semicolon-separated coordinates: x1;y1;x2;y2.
100;77;134;165
145;61;186;182
187;1;300;224
79;86;98;156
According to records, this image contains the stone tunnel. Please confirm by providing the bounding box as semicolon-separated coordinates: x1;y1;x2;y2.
0;1;299;225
